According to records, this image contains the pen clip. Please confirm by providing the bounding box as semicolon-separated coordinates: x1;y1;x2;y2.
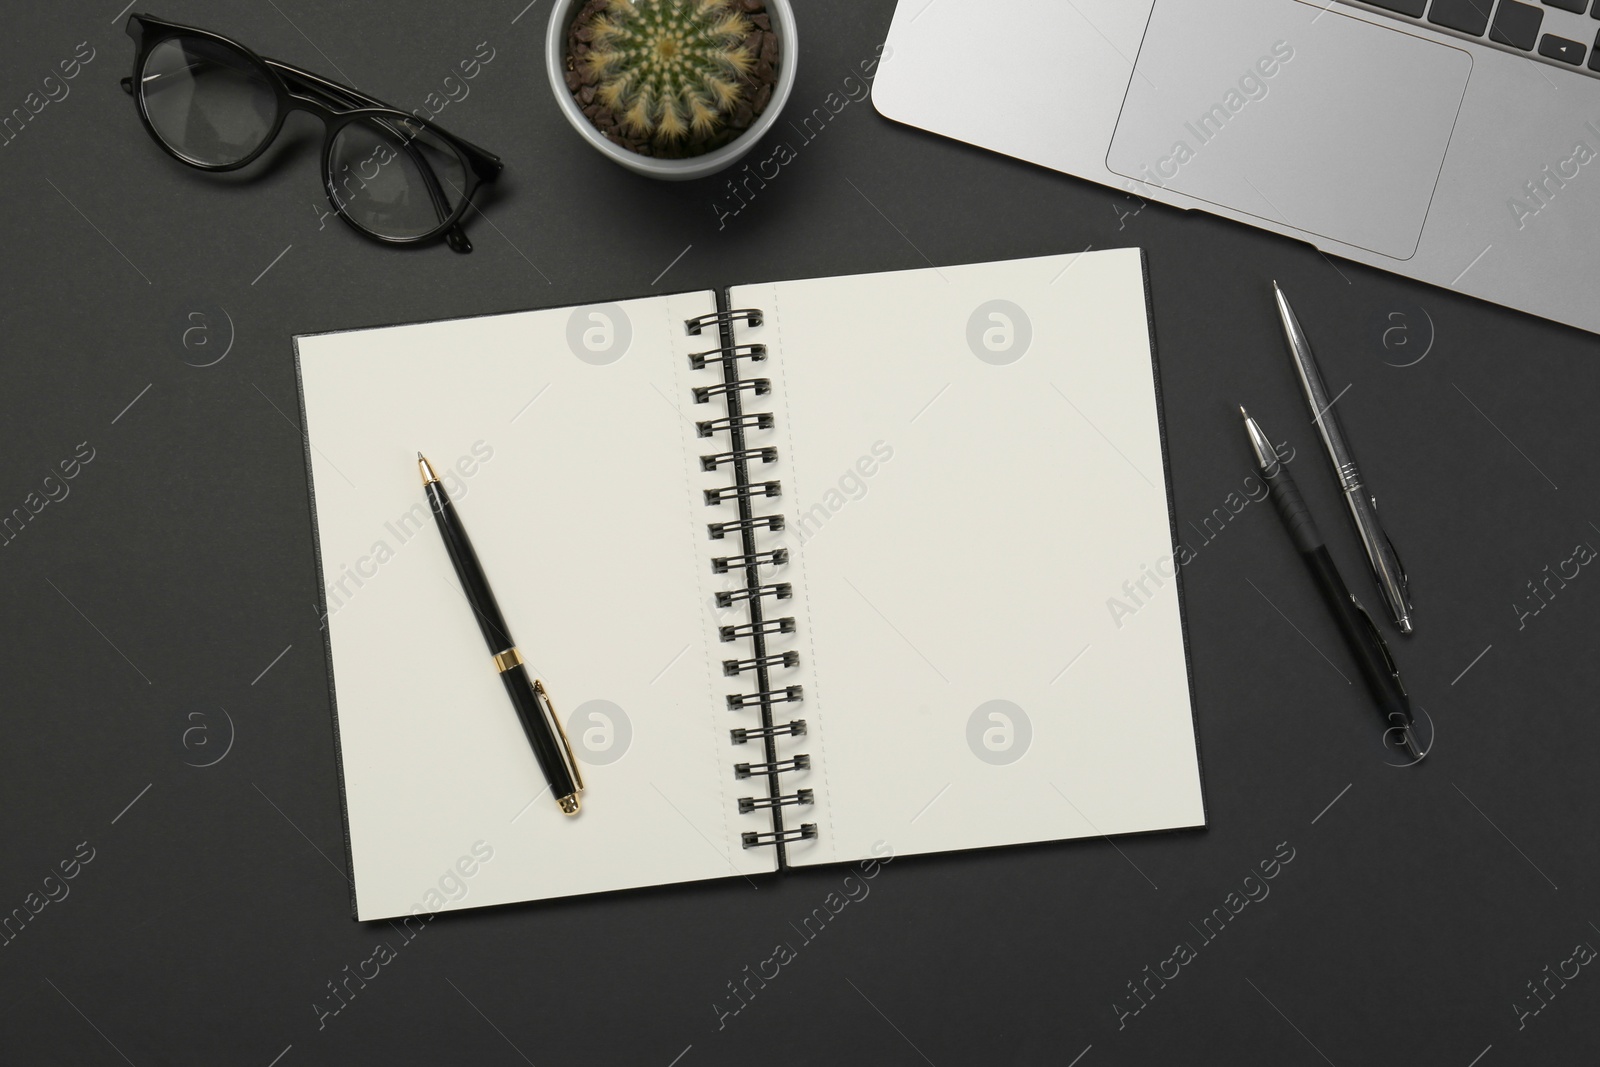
533;679;585;794
1346;592;1408;699
1382;517;1412;607
1367;491;1412;607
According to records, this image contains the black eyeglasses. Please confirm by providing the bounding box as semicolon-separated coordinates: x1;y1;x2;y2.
121;14;502;253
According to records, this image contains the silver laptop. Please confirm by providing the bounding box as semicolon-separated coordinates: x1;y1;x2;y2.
874;0;1600;334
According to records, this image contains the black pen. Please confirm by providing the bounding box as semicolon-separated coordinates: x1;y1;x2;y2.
418;452;584;814
1239;410;1424;761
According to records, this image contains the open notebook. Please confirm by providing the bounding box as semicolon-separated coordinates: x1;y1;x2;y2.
295;248;1204;920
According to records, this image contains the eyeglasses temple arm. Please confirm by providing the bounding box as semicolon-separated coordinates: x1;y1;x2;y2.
264;57;501;169
266;59;386;112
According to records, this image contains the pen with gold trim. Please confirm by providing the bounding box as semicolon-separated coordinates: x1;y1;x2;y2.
418;452;583;814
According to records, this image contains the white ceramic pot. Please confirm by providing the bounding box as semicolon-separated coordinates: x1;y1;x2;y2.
546;0;798;181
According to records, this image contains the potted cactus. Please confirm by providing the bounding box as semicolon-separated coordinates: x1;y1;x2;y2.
546;0;797;180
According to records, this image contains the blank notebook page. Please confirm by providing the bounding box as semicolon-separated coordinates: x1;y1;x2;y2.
297;293;772;921
729;248;1204;867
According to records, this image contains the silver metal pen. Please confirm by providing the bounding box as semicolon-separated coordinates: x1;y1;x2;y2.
1272;282;1413;634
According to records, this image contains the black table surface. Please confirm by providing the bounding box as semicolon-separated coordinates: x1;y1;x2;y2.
4;2;1597;1064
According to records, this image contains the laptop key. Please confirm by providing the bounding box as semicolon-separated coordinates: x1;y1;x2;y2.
1493;1;1545;49
1364;0;1426;16
1539;33;1587;62
1429;0;1493;36
1592;30;1600;67
1544;0;1586;12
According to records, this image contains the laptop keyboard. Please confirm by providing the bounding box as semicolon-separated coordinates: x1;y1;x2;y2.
1349;0;1600;76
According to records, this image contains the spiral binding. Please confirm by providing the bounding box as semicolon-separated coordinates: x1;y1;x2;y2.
730;719;805;743
715;583;791;607
686;303;815;858
739;789;813;814
689;343;765;371
734;755;811;779
705;481;781;505
742;826;817;848
724;650;799;675
685;308;763;334
711;548;787;573
728;685;802;709
697;413;773;437
694;378;771;402
701;446;777;472
708;515;785;540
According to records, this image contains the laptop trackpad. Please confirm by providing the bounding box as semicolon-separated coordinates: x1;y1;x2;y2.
1107;0;1471;260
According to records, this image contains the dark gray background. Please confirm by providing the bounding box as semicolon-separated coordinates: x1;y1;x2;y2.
3;1;1596;1064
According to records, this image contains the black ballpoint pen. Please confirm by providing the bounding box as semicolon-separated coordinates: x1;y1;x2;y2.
418;452;584;814
1239;410;1424;761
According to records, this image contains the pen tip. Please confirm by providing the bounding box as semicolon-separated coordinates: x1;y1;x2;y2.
1405;731;1427;763
1239;405;1250;419
416;451;424;461
1271;279;1281;292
